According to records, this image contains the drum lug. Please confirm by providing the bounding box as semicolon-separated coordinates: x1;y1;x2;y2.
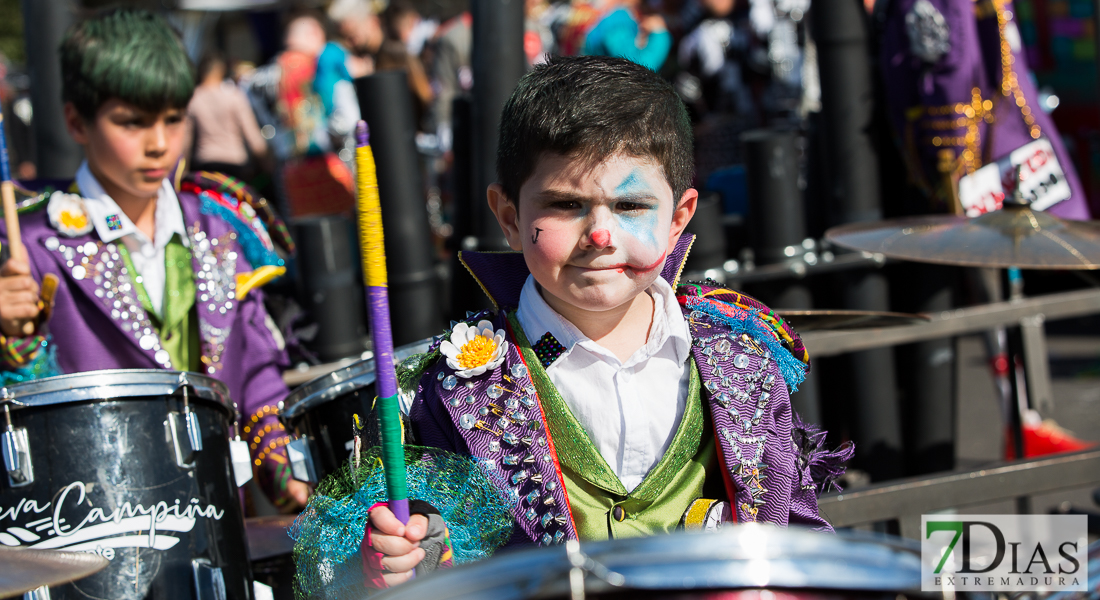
286;437;318;484
23;585;50;600
191;559;227;600
2;427;33;487
229;438;253;487
168;412;201;468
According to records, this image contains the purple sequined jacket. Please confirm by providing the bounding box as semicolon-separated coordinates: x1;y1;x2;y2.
881;0;1091;218
409;235;846;548
0;187;291;487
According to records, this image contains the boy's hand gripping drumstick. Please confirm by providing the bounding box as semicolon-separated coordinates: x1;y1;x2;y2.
355;121;410;525
0;113;35;335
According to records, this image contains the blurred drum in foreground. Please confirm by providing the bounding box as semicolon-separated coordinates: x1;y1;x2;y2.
372;524;928;600
0;370;252;600
280;338;434;483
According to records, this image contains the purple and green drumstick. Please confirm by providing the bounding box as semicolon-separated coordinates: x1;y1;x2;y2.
354;120;410;524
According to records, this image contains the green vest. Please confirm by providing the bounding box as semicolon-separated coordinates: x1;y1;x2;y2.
509;313;716;540
117;237;200;371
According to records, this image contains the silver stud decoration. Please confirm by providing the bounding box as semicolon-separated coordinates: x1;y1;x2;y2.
442;375;458;391
189;226;239;374
49;240;173;369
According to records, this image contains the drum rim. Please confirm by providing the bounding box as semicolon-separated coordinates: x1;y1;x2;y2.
371;525;926;600
0;369;234;416
281;338;434;422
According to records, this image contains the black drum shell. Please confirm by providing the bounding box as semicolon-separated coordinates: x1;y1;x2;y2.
0;395;251;600
280;338;432;482
283;384;381;479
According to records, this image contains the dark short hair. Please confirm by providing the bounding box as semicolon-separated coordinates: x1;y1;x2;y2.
497;55;694;206
196;51;226;83
61;8;195;120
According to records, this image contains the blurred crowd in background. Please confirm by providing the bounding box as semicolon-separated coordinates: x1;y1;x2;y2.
0;0;825;239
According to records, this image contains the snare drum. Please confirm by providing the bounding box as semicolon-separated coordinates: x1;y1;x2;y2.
0;370;252;600
280;338;433;483
371;524;926;600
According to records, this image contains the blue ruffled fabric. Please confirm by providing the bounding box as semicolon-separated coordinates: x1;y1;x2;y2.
198;195;283;268
0;337;62;386
289;446;515;600
684;296;807;393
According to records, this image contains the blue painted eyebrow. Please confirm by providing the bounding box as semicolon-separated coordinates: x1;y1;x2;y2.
614;169;656;198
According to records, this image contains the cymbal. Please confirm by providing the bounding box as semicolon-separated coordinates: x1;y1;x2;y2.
246;515;298;561
824;206;1100;269
0;546;109;597
776;309;930;332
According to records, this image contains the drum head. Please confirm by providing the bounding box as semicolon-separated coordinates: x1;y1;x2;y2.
281;337;434;423
1;369;233;416
372;525;924;600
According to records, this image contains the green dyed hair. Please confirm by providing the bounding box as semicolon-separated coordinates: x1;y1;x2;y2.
61;8;195;120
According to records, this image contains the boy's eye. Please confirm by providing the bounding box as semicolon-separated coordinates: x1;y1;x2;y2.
549;200;581;210
617;202;652;212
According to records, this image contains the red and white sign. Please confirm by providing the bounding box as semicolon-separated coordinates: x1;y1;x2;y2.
957;138;1070;217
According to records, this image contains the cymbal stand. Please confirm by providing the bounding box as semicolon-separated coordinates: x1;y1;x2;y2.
1005;266;1032;513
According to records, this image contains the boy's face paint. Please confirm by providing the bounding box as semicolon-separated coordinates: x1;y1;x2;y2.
66;99;187;206
512;152;685;315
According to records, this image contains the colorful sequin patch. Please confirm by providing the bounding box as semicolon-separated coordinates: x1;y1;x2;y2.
105;214;123;232
532;332;567;369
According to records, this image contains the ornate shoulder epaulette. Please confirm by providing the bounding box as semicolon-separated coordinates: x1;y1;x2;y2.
11;180;76;214
181;171;295;270
678;281;809;393
678;281;809;366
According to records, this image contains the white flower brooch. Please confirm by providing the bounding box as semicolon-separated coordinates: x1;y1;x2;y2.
47;191;93;237
440;320;509;378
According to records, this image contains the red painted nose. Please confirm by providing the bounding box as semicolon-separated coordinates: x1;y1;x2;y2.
591;229;611;248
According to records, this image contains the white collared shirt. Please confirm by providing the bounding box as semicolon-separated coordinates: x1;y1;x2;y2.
76;162;188;317
516;275;692;492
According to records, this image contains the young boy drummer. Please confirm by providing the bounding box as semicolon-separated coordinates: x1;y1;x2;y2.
0;8;308;510
364;55;848;588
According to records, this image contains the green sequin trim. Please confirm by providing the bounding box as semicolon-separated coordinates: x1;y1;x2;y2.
506;311;703;502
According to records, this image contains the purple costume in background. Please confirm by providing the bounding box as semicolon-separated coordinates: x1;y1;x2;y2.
409;235;844;547
881;0;1091;219
0;185;292;494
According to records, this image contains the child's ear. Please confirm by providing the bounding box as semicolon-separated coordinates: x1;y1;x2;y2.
668;188;699;247
487;183;524;251
63;102;90;145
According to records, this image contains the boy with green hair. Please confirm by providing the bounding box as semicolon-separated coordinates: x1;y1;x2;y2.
0;8;307;509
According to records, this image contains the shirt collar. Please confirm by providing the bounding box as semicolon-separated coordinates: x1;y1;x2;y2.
75;161;188;247
516;274;692;368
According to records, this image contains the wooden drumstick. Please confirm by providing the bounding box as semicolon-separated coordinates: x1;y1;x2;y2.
0;113;35;335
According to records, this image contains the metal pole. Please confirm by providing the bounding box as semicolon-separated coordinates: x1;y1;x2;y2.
470;0;524;251
811;0;902;481
809;0;881;225
740;129;820;424
355;71;442;346
21;0;82;178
